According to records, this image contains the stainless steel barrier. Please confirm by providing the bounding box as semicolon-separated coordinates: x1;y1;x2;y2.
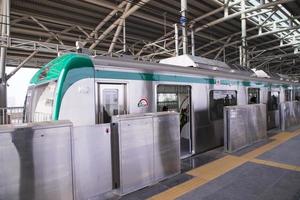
224;104;267;153
72;124;113;200
111;112;180;195
0;121;73;200
0;107;24;125
280;101;300;131
0;121;114;200
153;113;181;182
0;113;180;199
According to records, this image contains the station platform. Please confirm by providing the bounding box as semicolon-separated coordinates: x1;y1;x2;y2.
112;127;300;200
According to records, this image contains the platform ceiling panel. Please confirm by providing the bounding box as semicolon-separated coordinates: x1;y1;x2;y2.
6;0;300;75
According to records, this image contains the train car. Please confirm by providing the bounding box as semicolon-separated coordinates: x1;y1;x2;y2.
23;53;300;157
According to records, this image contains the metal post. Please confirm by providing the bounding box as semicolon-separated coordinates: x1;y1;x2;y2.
181;0;187;55
191;28;195;56
0;0;7;80
241;0;247;67
174;24;179;56
0;0;9;108
123;19;126;53
239;46;242;66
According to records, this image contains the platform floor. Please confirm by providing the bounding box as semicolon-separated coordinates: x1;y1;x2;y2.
110;128;300;200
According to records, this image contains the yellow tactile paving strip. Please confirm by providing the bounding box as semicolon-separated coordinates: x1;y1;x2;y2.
149;130;300;200
242;131;300;160
149;156;248;200
251;158;300;172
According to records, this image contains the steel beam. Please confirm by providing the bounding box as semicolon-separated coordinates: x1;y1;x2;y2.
6;55;52;68
163;0;292;54
89;0;151;50
108;2;131;54
251;52;300;61
30;16;64;45
202;23;300;58
215;36;232;59
6;26;75;80
194;0;293;34
84;0;126;47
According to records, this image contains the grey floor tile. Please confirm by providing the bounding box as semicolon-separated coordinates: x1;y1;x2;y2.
258;134;300;166
178;162;300;200
258;170;300;200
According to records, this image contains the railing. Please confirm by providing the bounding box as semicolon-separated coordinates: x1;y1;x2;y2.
0;107;24;125
0;107;53;125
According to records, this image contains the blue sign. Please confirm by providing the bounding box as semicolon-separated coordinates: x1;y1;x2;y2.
179;16;187;25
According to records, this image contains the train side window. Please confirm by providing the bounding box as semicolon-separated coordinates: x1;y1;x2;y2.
209;90;237;121
285;89;292;101
102;89;119;123
98;83;126;124
295;90;300;101
268;91;279;111
248;88;260;104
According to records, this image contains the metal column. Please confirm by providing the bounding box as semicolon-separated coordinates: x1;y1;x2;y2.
191;28;195;56
0;0;9;108
181;0;188;55
123;19;126;53
240;0;247;67
174;24;179;56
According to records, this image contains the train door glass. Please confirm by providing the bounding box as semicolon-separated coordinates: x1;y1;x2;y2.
98;84;126;123
157;85;192;158
268;91;279;111
285;89;292;101
209;90;237;121
248;88;260;104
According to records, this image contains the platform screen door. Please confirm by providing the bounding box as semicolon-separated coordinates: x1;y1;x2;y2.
98;83;126;123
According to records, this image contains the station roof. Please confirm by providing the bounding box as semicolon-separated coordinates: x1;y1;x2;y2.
7;0;300;78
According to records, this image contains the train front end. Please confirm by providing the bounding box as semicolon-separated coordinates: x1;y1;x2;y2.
23;53;93;122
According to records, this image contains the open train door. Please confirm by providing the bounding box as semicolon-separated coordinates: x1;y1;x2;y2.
267;91;280;130
157;85;192;158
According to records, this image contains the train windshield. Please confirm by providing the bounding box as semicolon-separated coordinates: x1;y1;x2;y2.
24;81;57;122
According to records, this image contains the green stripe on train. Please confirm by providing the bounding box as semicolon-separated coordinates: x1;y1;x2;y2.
95;70;286;88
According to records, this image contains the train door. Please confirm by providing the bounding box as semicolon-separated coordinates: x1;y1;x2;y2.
157;85;192;158
98;83;127;123
267;91;280;130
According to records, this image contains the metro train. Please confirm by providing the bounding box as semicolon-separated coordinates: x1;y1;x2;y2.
24;53;300;157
